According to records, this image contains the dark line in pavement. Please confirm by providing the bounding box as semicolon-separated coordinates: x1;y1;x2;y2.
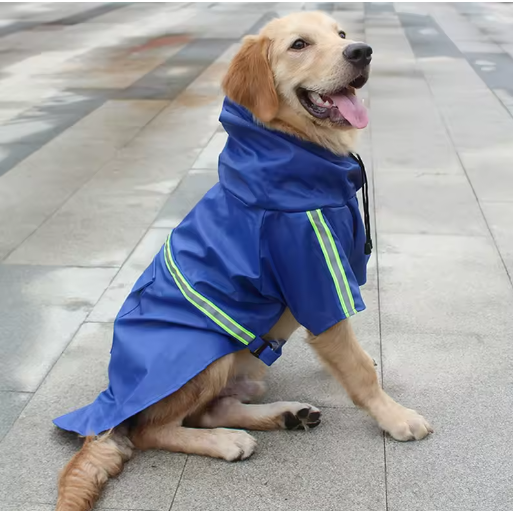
168;456;189;511
362;6;389;509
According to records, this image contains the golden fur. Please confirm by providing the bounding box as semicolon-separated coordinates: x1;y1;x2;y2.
55;12;432;511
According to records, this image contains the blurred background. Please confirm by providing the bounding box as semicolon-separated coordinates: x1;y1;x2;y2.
1;2;513;511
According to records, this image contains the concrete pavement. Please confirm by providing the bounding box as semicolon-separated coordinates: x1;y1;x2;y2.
1;2;513;510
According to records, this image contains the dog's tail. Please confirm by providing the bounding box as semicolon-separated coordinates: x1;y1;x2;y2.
56;430;134;511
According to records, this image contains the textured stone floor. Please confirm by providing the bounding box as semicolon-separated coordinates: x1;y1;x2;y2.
1;3;513;511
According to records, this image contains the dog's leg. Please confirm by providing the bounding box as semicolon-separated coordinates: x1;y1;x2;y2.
309;320;432;441
218;349;268;403
132;421;256;461
189;397;321;431
219;378;267;403
130;352;257;461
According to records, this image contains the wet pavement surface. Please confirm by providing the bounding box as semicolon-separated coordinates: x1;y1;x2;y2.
1;3;513;511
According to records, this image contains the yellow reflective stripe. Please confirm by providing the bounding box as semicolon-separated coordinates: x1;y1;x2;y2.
316;210;357;315
164;235;255;345
307;210;350;318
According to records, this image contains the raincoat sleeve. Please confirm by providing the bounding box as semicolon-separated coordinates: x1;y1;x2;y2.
262;209;366;335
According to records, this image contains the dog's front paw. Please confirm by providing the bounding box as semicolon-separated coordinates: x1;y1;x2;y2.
380;406;433;441
281;403;321;430
217;429;257;461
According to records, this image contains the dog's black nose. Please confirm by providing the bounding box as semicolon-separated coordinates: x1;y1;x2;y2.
343;43;373;69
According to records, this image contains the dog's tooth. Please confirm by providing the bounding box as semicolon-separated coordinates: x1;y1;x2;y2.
309;91;325;107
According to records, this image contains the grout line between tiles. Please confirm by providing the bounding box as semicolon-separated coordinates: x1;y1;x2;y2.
168;456;189;511
365;4;389;511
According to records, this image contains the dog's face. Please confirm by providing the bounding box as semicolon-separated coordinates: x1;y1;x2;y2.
223;12;372;151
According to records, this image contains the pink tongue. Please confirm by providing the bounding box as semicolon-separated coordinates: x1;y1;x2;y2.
329;92;368;129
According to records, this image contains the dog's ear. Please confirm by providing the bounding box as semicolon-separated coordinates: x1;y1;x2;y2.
222;35;279;123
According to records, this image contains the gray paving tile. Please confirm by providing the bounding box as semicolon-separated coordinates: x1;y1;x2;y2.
5;93;224;267
374;173;488;236
465;52;513;92
48;3;131;26
62;99;170;139
0;265;116;392
0;322;186;510
154;170;219;229
369;96;463;175
0;3;112;23
0;99;165;261
192;131;227;169
364;2;395;15
171;408;385;511
88;228;169;323
378;233;513;338
121;38;235;100
366;24;463;176
0;391;31;441
494;88;513;118
0;142;39;176
0;21;37;38
459;146;513;203
481;201;513;277
5;190;166;268
416;61;513;201
0;139;119;262
383;329;513;511
398;11;461;59
0;93;105;177
175;10;268;39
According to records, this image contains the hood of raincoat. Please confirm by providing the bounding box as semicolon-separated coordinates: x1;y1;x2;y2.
218;98;363;212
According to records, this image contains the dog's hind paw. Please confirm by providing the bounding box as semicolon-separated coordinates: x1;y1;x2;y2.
281;403;321;431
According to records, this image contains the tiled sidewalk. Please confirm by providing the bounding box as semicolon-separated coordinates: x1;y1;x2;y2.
1;3;513;511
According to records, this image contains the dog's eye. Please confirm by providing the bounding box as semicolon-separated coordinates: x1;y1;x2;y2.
290;39;308;50
339;31;346;39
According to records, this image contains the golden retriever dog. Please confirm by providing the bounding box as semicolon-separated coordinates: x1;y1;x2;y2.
55;11;432;511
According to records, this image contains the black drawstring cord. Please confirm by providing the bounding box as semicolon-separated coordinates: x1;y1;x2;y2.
350;153;373;255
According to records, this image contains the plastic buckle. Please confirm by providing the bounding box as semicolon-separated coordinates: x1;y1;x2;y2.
250;338;286;366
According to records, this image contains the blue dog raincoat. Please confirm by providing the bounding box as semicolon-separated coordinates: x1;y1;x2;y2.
54;98;372;436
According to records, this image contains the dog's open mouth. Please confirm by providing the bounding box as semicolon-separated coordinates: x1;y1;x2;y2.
297;76;369;129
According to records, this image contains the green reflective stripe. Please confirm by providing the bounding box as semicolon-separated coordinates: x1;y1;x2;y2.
307;210;356;317
163;235;255;346
316;210;357;314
